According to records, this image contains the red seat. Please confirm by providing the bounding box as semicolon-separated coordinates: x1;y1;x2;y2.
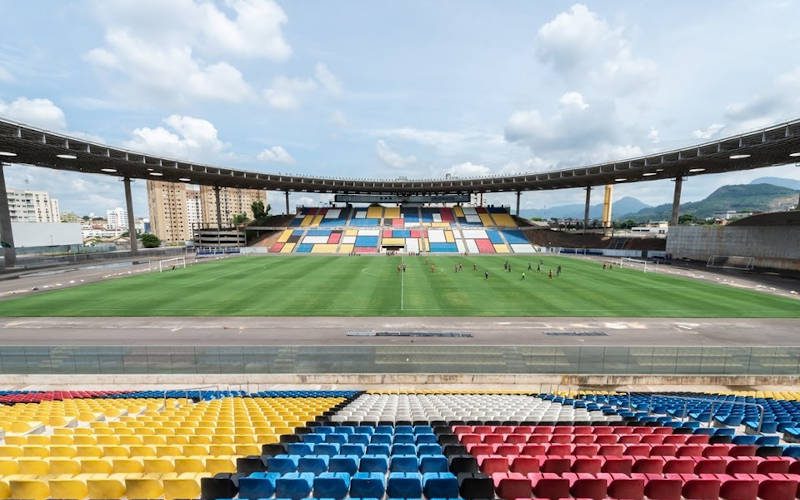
702;444;732;457
531;475;570;500
608;477;645;500
513;426;533;434
602;457;633;473
694;458;728;474
789;460;800;474
757;457;791;474
650;444;678;457
653;427;674;435
474;426;493;434
494;444;519;456
677;445;704;457
510;456;539;474
644;477;682;500
552;426;573;435
570;478;608;500
541;457;571;473
494;426;514;434
727;458;760;474
453;425;472;434
663;435;689;445
729;445;757;457
663;458;695;473
460;433;481;445
633;457;665;473
633;426;654;435
479;455;509;474
573;426;593;434
686;434;709;444
641;434;667;445
526;435;549;444
521;444;546;455
572;457;603;473
483;434;504;444
619;434;643;444
492;472;531;500
593;426;614;434
599;444;625;457
549;434;572;444
468;444;493;455
625;444;651;457
546;444;572;456
505;434;527;444
595;434;619;444
757;479;798;500
614;427;635;435
719;479;758;500
574;444;599;456
682;478;721;500
572;434;595;444
533;426;553;434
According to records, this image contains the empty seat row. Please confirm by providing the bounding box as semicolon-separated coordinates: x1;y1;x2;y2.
266;453;449;474
463;442;761;457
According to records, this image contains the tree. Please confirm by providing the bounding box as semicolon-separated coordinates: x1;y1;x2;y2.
678;214;697;224
140;233;161;248
232;213;249;226
251;200;270;219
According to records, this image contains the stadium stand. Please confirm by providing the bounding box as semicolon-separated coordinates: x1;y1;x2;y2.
2;390;800;498
273;205;539;255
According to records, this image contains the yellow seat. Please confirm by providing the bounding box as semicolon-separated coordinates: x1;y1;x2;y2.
163;476;201;500
143;457;174;473
48;478;88;500
10;479;49;500
48;458;81;474
0;479;9;500
80;458;113;474
112;458;144;473
0;459;19;474
130;445;156;457
87;477;126;499
175;457;204;473
0;445;21;457
206;457;235;474
50;445;78;458
156;445;182;456
17;458;49;475
76;445;103;457
25;435;50;445
125;477;163;499
96;435;120;445
209;444;235;455
235;444;261;455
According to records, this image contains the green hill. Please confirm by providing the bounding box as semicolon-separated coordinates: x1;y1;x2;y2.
622;183;799;221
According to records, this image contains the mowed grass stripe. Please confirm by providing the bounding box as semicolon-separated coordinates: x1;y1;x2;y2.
0;255;797;317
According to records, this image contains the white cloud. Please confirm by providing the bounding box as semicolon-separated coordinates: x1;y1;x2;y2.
720;67;800;133
371;128;504;151
536;4;656;92
0;65;12;82
0;97;66;130
86;30;253;103
257;146;295;164
692;123;725;140
442;161;491;178
314;63;343;96
124;115;227;161
264;76;317;109
647;127;660;144
559;91;589;110
376;140;416;168
499;157;552;175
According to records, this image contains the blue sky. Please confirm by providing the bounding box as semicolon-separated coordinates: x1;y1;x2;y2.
1;0;799;216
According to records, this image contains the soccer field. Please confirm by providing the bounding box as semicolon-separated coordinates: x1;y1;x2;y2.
0;255;797;317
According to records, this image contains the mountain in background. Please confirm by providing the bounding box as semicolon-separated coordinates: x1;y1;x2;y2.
620;183;799;220
749;177;800;190
520;196;650;220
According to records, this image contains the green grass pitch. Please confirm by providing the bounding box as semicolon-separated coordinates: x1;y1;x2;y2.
0;255;797;317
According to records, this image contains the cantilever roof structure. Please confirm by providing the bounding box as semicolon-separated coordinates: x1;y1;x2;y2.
0;117;799;195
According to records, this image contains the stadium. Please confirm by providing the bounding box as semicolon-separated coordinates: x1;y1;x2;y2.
1;3;800;500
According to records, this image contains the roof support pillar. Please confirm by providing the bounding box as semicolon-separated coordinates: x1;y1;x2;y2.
213;185;222;229
515;190;521;216
0;164;16;268
123;177;137;256
583;186;591;234
671;175;683;226
285;190;290;215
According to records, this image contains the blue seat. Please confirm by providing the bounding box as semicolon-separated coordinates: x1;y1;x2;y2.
349;434;371;445
328;455;359;475
341;443;366;456
238;472;280;499
313;443;340;456
756;435;780;446
302;434;325;444
417;444;443;455
268;455;298;474
713;428;736;437
359;454;389;472
392;444;416;456
371;434;392;445
420;455;449;473
313;472;351;499
350;472;386;498
337;426;355;435
326;433;348;444
423;472;459;498
366;444;390;455
732;435;759;445
375;425;394;434
783;446;800;458
393;434;415;444
275;472;314;500
287;443;313;456
315;426;335;434
414;426;434;434
355;426;375;435
387;472;423;498
390;455;420;472
416;434;438;444
298;455;329;474
395;426;414;434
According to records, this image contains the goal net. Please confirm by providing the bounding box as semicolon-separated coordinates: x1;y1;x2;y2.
158;256;187;272
706;255;755;271
620;257;649;272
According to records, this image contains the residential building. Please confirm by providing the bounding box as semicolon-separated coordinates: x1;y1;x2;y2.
186;187;203;231
106;207;128;230
199;186;266;227
146;180;190;244
6;189;61;223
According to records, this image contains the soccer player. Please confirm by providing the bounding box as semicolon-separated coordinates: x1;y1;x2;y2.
548;269;553;279
521;272;526;280
557;265;561;276
528;262;532;271
484;271;489;280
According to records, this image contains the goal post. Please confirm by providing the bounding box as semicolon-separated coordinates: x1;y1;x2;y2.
158;256;187;272
706;255;755;271
620;257;648;272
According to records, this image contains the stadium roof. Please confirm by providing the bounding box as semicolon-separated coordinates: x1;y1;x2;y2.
0;117;799;195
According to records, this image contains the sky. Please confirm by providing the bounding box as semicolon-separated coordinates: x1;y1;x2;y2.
0;0;799;217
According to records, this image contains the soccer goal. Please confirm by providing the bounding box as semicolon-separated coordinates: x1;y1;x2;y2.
706;255;755;271
158;256;187;272
620;257;649;272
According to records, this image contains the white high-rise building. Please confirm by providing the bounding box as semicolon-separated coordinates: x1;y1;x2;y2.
106;207;128;230
7;189;61;223
186;187;203;230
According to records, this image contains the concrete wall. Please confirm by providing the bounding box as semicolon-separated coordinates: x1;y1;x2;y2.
12;222;82;247
667;225;800;271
